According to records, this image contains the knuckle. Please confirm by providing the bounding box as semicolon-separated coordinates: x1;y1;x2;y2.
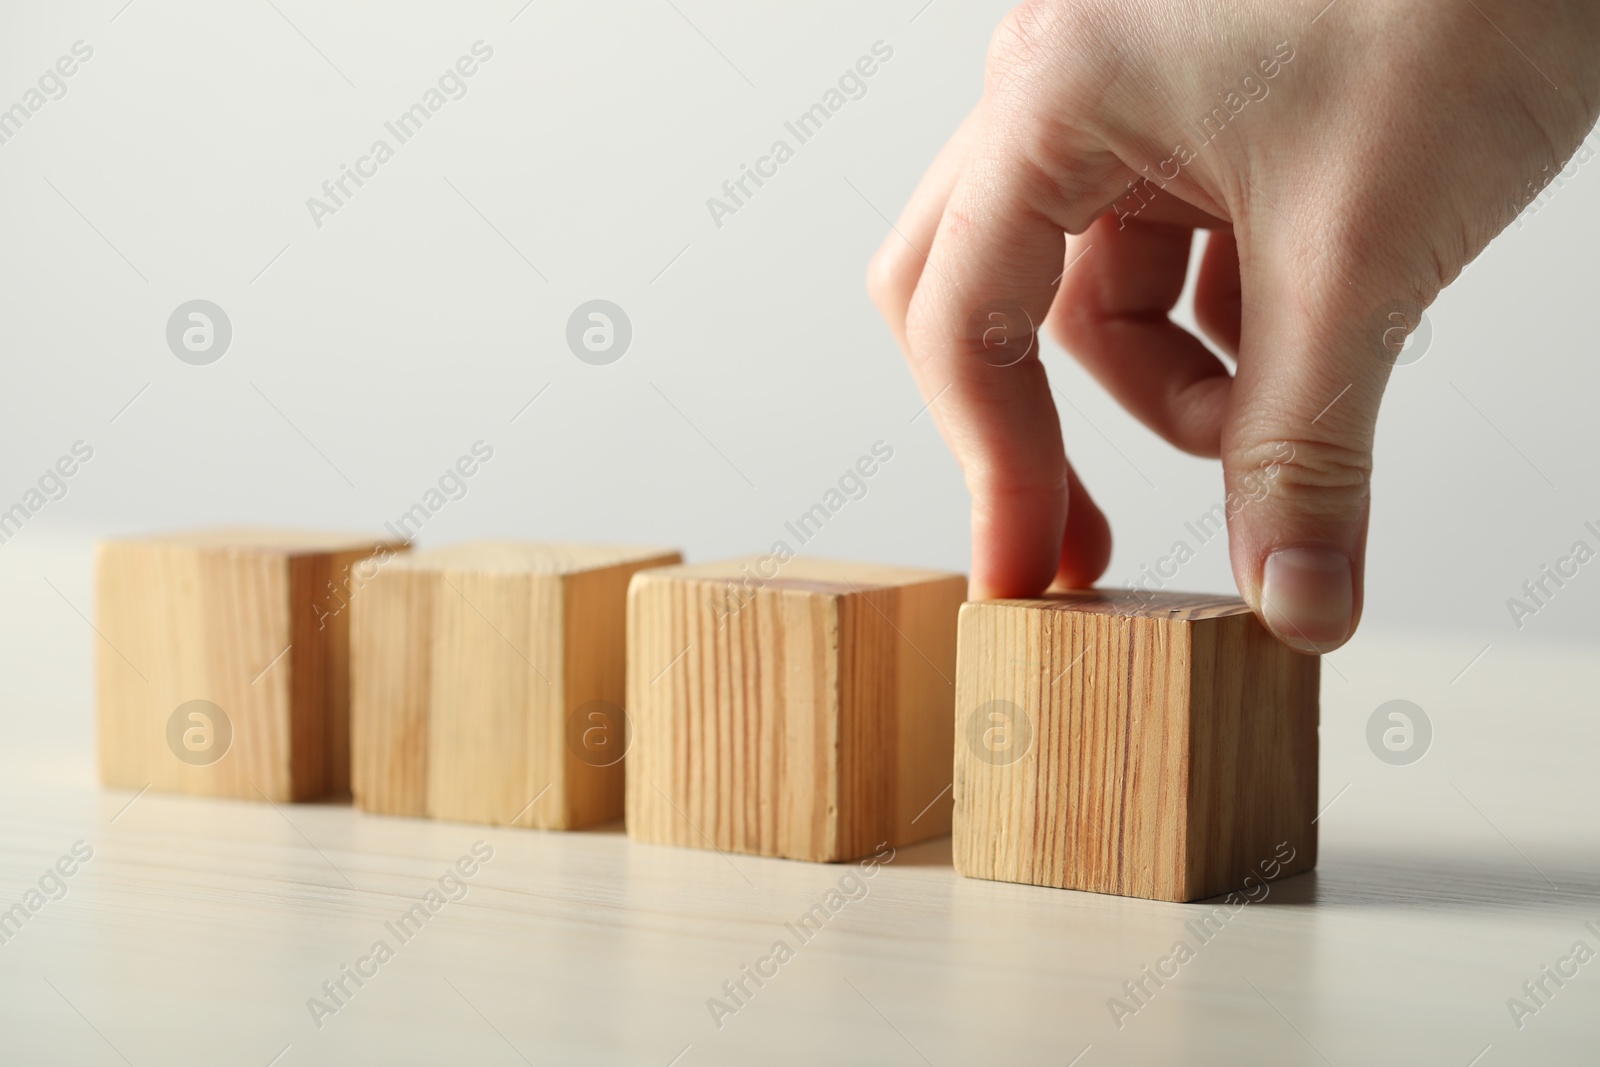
866;239;917;313
1234;437;1372;516
985;0;1110;96
986;1;1061;93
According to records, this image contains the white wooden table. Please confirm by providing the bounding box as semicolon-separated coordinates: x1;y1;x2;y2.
2;540;1596;1065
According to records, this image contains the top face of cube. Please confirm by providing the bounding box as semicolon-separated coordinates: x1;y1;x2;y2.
104;528;402;557
384;541;681;577
640;556;965;597
979;589;1252;622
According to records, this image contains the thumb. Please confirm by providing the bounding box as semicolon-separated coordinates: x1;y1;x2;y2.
1224;212;1416;654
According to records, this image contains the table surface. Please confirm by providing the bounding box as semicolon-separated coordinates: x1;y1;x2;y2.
2;539;1597;1066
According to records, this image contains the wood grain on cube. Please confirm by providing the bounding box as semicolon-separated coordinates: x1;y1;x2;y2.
346;566;434;816
350;542;681;829
953;590;1318;902
626;557;966;863
96;529;405;802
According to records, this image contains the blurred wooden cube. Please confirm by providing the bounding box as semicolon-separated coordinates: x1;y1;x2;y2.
96;529;406;802
351;541;681;829
952;590;1319;902
626;558;967;862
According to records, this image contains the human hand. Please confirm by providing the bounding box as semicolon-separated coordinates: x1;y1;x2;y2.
868;0;1600;651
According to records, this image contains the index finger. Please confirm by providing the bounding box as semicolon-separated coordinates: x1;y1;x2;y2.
902;112;1123;597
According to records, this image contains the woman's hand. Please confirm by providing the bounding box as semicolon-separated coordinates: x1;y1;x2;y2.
869;0;1600;651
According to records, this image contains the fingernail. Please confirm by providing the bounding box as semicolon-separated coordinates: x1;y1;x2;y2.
1260;548;1353;653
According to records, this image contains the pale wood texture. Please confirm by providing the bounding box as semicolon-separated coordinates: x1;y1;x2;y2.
953;589;1319;902
95;529;405;802
626;557;966;862
345;566;434;816
351;541;680;829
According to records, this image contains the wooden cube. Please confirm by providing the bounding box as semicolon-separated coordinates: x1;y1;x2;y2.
96;529;406;802
626;557;967;862
953;591;1319;902
351;541;681;829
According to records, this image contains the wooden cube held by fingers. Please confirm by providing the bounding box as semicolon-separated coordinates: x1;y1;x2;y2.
952;591;1319;903
96;529;407;802
351;542;681;829
626;558;967;863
